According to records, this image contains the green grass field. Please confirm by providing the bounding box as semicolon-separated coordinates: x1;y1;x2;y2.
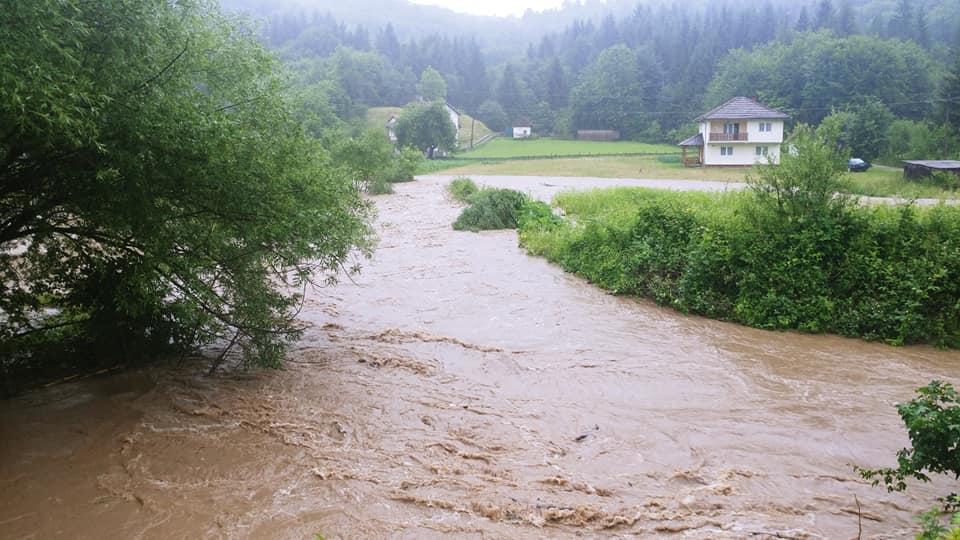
458;138;678;159
844;165;958;199
426;155;958;199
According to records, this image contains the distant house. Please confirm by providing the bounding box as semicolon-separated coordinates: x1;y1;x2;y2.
512;120;532;139
902;160;960;181
444;102;461;144
679;96;789;167
385;115;398;144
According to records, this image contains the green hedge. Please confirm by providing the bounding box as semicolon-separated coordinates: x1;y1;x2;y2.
520;188;960;347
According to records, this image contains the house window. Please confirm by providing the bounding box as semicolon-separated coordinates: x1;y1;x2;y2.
723;123;739;134
758;122;773;132
721;146;733;156
755;146;768;156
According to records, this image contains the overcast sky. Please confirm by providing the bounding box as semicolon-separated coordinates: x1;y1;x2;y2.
409;0;565;17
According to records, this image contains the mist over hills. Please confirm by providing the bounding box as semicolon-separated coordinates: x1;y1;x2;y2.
222;0;959;53
220;0;639;49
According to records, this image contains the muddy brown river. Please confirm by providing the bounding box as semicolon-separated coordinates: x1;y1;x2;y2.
3;175;959;539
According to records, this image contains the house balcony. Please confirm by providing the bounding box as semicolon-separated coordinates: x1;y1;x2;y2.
709;132;749;142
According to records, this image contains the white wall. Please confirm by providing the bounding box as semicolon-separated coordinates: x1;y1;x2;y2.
748;120;784;143
704;144;781;165
513;127;532;139
445;105;460;143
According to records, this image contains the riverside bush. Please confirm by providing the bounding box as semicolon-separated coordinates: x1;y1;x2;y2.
453;188;528;231
519;131;960;347
447;177;480;203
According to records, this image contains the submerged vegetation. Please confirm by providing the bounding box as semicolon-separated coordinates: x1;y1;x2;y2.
446;177;481;203
452;186;528;232
447;177;556;233
519;131;960;347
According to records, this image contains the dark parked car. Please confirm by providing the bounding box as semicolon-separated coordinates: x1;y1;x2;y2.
848;158;870;172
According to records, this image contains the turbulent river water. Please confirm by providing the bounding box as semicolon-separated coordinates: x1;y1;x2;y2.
3;175;959;539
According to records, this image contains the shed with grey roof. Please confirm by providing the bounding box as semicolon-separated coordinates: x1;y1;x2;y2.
902;160;960;181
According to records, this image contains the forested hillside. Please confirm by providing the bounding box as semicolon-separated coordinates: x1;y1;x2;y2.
227;0;959;160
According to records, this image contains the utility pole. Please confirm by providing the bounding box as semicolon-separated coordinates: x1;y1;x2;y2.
470;117;475;149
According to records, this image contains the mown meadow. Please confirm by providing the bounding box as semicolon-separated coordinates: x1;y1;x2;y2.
456;138;678;159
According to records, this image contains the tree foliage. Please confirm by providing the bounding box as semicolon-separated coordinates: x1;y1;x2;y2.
477;100;509;133
817;97;895;160
941;54;960;133
859;380;960;498
885;120;960;161
749;125;852;224
0;0;373;378
417;66;447;101
706;32;935;125
858;379;960;539
569;45;660;138
394;101;456;157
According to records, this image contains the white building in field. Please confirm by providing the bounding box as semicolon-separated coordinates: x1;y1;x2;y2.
679;96;789;167
512;123;532;139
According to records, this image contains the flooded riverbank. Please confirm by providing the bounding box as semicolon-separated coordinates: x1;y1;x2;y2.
2;176;959;538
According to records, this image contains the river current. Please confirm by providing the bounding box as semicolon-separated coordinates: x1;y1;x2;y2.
2;175;958;538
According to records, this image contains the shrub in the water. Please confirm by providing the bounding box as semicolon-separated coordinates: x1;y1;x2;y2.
453;188;528;231
447;177;479;203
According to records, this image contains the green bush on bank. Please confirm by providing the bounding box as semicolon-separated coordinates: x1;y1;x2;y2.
453;188;528;232
519;130;960;347
447;177;480;203
448;178;553;233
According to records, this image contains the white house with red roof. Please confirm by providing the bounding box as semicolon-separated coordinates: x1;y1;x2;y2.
678;96;790;167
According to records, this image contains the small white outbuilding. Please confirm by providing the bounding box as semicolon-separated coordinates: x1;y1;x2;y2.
512;125;532;139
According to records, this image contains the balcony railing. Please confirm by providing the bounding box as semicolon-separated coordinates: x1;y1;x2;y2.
709;132;748;141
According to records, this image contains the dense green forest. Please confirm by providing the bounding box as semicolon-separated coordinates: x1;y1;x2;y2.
223;0;960;160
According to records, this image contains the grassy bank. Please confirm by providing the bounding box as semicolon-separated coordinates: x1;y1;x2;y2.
520;187;960;346
517;138;960;347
